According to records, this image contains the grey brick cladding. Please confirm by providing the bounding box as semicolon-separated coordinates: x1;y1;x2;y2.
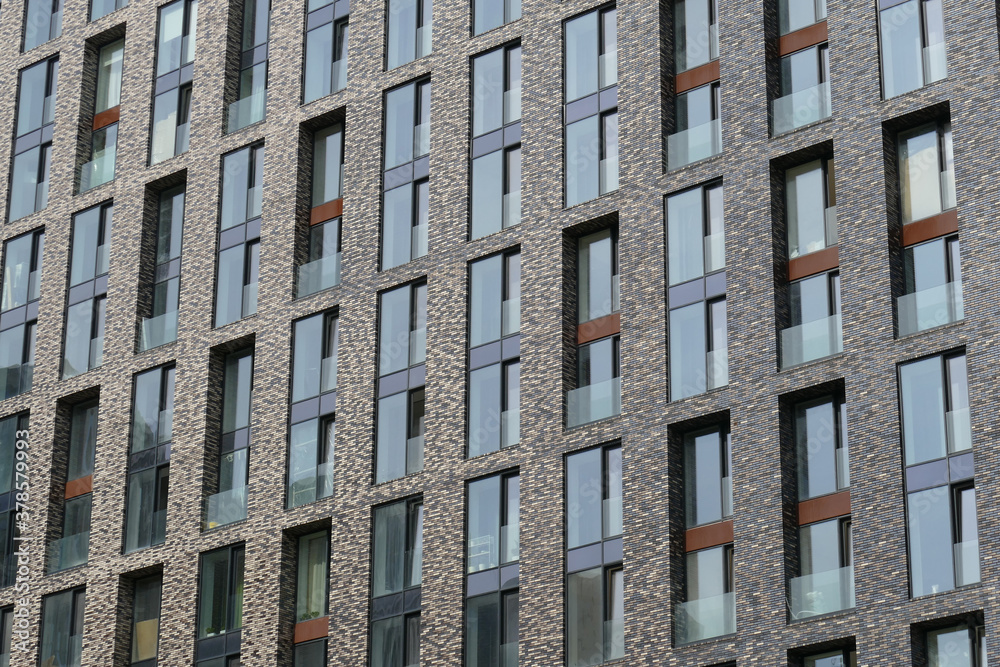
0;0;999;664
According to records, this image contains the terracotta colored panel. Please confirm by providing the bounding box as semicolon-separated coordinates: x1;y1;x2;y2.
294;616;329;644
65;475;93;499
676;60;720;95
685;520;734;552
92;106;120;131
577;312;620;345
902;209;958;247
798;490;851;525
787;245;839;281
779;21;829;56
310;199;344;226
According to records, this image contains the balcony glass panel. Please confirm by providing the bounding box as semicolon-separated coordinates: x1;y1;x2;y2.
500;524;519;564
604;618;624;661
675;592;736;645
667;119;722;170
411;223;428;260
789;565;855;619
500;642;517;667
603;497;623;538
140;310;178;351
242;282;258;318
706;349;728;390
416;25;431;59
897;281;963;336
48;532;89;572
414;122;430;157
410;328;426;366
502;298;520;336
204;486;247;529
332;59;347;92
321;354;337;393
836;447;850;489
772;82;831;136
227;89;267;132
297;252;342;297
152;509;167;545
406;435;424;475
946;407;972;454
503;191;521;230
176;122;190;155
80;146;117;192
0;363;34;400
566;376;622;427
781;313;842;368
599;158;618;194
954;540;980;587
599;52;617;89
922;42;947;85
704;232;725;274
90;336;104;368
501;409;519;448
941;168;956;210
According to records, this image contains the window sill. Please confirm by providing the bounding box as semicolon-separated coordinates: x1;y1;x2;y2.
787;606;855;625
779;351;843;373
895;317;963;341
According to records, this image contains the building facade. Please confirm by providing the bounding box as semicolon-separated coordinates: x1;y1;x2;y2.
0;0;997;664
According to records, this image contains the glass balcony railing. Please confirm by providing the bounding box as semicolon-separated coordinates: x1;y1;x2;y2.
612;274;621;313
502;297;520;336
416;24;432;59
709;24;719;61
96;244;109;276
28;270;40;302
789;565;855;619
332;59;347;92
605;618;625;661
90;336;104;369
566;376;622;428
501;524;519;564
922;41;947;86
836;447;850;489
227;88;267;133
704;232;725;274
204;486;248;529
897;281;963;336
600;158;619;195
500;642;518;667
941;169;956;210
297;252;342;298
772;81;831;136
504;87;521;124
946;407;972;454
176;122;190;155
80;146;116;192
242;282;258;318
411;223;428;260
410;327;426;366
603;496;623;538
501;409;519;448
140;310;179;351
414;122;430;157
706;348;728;391
599;52;617;89
247;184;263;220
954;539;980;587
406;435;424;475
675;592;736;645
151;509;167;545
0;363;34;400
48;531;89;572
158;408;173;444
289;461;334;507
781;313;842;368
321;355;337;393
824;205;839;247
503;191;521;229
43;94;55;126
668;119;722;170
722;476;733;518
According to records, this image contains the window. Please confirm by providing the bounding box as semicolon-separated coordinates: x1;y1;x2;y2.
683;426;731;528
376;282;426;483
383;79;430;270
387;0;431;69
898;121;954;224
91;0;126;21
139;185;185;351
39;588;85;667
666;183;727;399
205;350;253;529
296;531;330;621
474;0;519;34
795;395;848;501
674;0;718;72
471;44;521;238
48;400;98;573
0;414;28;587
924;624;986;667
786;158;836;259
468;252;520;457
780;0;826;34
0;607;11;666
879;0;946;99
216;144;263;326
781;270;841;367
80;39;123;192
63;203;112;379
130;575;162;666
303;0;348;102
790;517;854;619
566;446;622;666
0;230;42;399
676;545;734;644
299;124;344;297
802;648;856;667
899;353;979;597
9;57;57;222
371;498;422;667
564;6;617;207
899;234;962;335
773;42;830;136
228;0;270;132
151;0;196;163
125;365;173;552
466;472;519;569
197;545;244;665
23;0;63;51
668;81;721;169
288;312;338;507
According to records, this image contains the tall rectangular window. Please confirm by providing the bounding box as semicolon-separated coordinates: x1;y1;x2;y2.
39;588;85;667
564;6;617;207
91;0;127;21
293;530;330;665
383;79;431;270
80;39;123;192
197;545;244;665
676;545;734;644
125;365;173;552
675;0;718;72
376;282;426;483
924;623;986;667
288;312;338;507
9;57;57;221
48;400;98;573
899;121;954;224
786;158;836;259
151;0;196;164
63;203;112;379
299;124;344;298
466;473;519;667
781;270;841;368
0;230;43;399
0;607;12;666
899;234;962;336
228;0;270;132
130;575;162;666
0;414;28;588
474;0;519;34
139;185;185;351
668;81;721;169
790;517;854;619
468;252;520;457
387;0;431;69
303;1;348;102
471;44;521;238
205;350;254;529
795;395;848;500
683;426;731;527
216;144;263;326
779;0;826;35
773;43;830;136
802;649;856;667
370;498;423;667
23;0;63;51
879;0;946;99
899;353;979;597
566;446;623;666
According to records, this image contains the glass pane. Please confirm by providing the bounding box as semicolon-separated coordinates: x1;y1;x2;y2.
578;231;613;323
565;11;598;102
465;593;500;667
787;160;828;258
379;285;412;376
675;0;713;71
220;148;250;229
62;300;94;379
686;545;726;600
667;187;705;285
928;626;973;667
2;234;35;311
39;590;82;667
470;255;502;347
900;357;946;465
796;397;838;500
294;640;327;667
474;0;503;34
900;126;943;223
312;125;343;206
469;364;502;458
670;302;707;400
292;314;324;403
605;447;622;538
468;476;501;573
387;0;418;69
685;429;724;526
16;60;51;137
304;23;334;103
907;487;955;597
472;151;504;240
504;475;520;563
566;116;600;207
157;187;185;263
473;49;503;137
296;531;329;621
376;392;408;484
800;519;841;575
157;0;184;75
222;351;253;433
567;568;603;667
95;40;124;113
371;616;403;667
567;449;602;549
880;2;923;98
132;576;162;663
382;183;413;271
67;400;98;480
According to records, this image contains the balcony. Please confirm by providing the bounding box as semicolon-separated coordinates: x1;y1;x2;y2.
675;592;736;645
954;539;980;587
566;377;621;428
781;313;842;368
789;565;855;619
80;145;116;192
668;119;722;170
48;531;89;573
139;310;179;351
297;252;342;298
227;88;267;133
772;81;831;136
897;281;963;337
204;486;247;529
706;348;728;391
0;363;33;400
